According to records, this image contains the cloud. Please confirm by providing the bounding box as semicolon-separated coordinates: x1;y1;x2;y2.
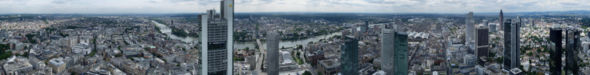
0;0;589;14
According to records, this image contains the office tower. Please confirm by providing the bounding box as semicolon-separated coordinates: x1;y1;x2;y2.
381;25;394;75
362;21;369;33
476;26;489;66
565;29;580;75
393;32;409;75
381;24;408;75
503;18;520;71
503;19;511;71
341;36;359;75
489;23;497;32
531;20;535;27
200;0;234;75
549;27;563;75
465;12;475;45
266;31;280;75
499;10;503;30
171;20;174;25
222;0;235;74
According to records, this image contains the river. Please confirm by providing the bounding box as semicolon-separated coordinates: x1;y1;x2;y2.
234;32;342;49
152;20;342;49
152;20;199;43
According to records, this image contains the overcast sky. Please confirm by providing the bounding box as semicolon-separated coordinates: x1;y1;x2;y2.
1;0;590;14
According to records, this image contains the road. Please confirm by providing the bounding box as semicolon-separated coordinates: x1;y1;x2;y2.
254;39;267;75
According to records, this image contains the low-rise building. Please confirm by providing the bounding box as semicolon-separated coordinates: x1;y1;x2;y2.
3;56;33;74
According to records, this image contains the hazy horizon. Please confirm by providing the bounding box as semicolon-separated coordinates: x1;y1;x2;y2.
1;0;590;14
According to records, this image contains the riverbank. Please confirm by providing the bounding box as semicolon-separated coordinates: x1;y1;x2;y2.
152;20;198;43
152;19;343;50
234;32;342;49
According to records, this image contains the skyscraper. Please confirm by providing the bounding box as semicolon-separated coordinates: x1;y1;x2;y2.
381;24;408;75
476;26;489;66
565;28;580;75
222;0;235;74
341;36;359;75
502;19;511;70
489;23;497;32
393;32;409;75
266;31;280;75
503;18;521;71
362;20;369;33
381;24;395;75
499;10;503;30
549;27;563;75
466;12;475;45
200;0;234;75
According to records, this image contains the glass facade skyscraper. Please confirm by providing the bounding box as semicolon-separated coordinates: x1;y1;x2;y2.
341;36;359;75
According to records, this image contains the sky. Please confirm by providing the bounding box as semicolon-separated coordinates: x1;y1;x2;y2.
1;0;590;14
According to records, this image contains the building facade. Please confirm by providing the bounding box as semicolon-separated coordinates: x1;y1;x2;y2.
200;0;234;75
476;26;489;66
499;10;503;30
381;25;395;75
266;31;280;75
549;27;563;75
341;36;359;75
503;18;521;72
466;12;475;46
565;29;580;75
380;24;409;75
393;32;409;75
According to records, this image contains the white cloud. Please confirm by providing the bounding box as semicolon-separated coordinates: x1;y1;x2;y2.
0;0;589;14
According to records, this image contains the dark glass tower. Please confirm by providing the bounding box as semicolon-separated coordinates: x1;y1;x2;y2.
476;27;489;66
341;36;359;75
565;29;580;75
549;28;563;75
393;32;409;75
503;18;520;71
499;10;503;30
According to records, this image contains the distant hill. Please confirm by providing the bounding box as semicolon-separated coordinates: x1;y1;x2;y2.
3;10;590;17
475;10;590;16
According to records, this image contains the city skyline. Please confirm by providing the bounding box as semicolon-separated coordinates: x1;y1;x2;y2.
3;0;590;75
2;0;590;14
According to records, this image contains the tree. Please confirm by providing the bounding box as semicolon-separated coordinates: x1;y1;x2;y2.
302;71;312;75
0;44;12;60
581;18;590;28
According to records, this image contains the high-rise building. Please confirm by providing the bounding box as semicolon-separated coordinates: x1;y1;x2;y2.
466;12;475;45
341;36;359;75
393;32;409;75
488;23;497;32
200;0;234;75
381;24;408;75
362;20;369;33
266;31;280;75
381;25;395;75
565;28;580;75
503;19;511;70
549;27;563;75
503;18;521;71
222;1;235;74
476;26;489;66
499;10;503;30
